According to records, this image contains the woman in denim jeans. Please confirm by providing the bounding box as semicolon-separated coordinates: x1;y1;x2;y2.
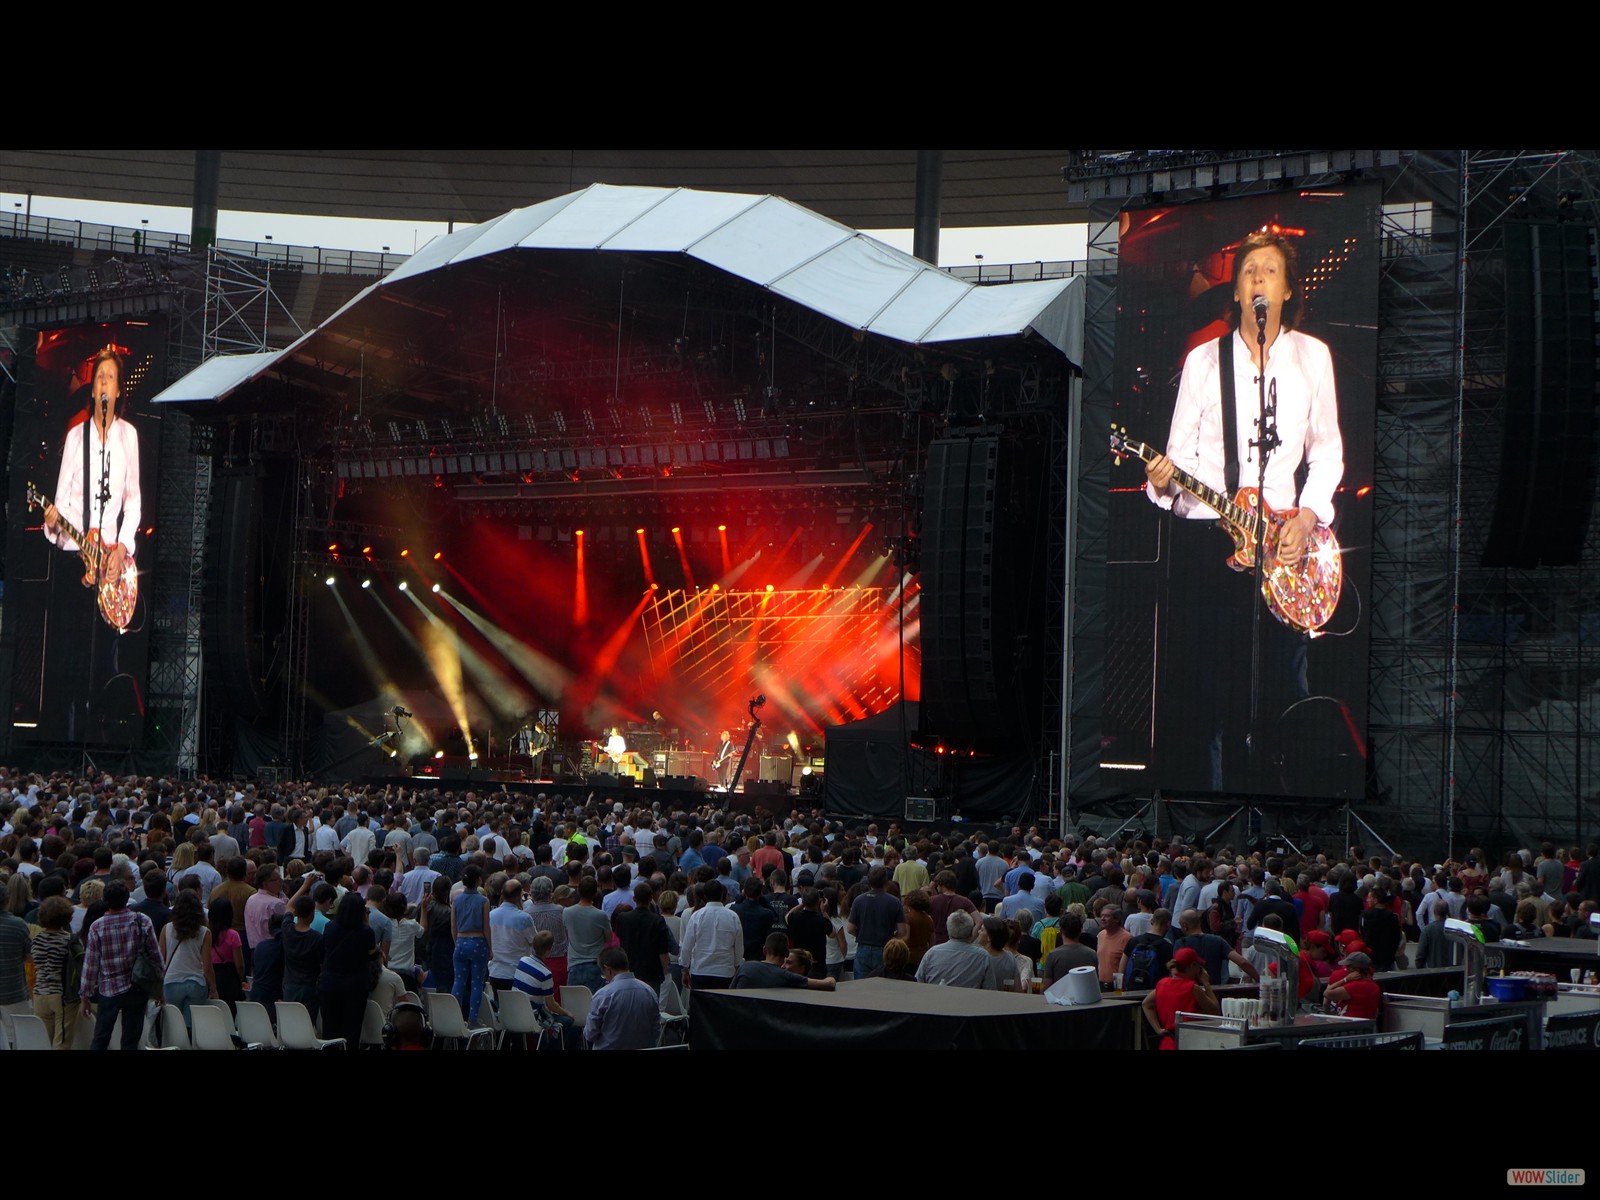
451;864;492;1023
160;892;217;1035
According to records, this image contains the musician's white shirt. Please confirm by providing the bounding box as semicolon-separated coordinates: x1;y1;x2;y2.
1146;327;1342;526
49;415;141;556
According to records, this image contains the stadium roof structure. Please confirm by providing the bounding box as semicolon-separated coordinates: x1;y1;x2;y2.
153;183;1084;409
1;149;1074;231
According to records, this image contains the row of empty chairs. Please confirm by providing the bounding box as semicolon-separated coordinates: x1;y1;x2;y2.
10;980;693;1050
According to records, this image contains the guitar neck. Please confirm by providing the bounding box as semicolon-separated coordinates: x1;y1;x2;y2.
28;487;93;556
1128;442;1257;537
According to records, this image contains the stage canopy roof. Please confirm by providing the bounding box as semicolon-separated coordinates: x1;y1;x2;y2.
153;184;1083;410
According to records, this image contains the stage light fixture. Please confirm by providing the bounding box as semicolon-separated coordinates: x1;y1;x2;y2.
433;551;442;560
469;752;479;762
401;549;410;557
328;543;339;552
766;584;774;592
434;750;445;759
398;581;408;591
636;527;645;535
431;583;441;594
361;579;372;589
362;545;373;555
718;524;727;531
324;576;335;586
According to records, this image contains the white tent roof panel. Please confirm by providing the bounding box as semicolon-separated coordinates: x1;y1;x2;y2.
150;350;286;404
688;194;855;287
772;234;925;333
600;188;765;252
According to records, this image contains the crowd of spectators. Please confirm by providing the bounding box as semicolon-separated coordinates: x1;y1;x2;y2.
1;764;1598;1050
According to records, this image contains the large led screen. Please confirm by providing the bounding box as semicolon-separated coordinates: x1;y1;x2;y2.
1102;189;1378;799
8;321;165;748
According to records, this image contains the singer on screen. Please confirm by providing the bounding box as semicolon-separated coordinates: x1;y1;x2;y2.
39;345;142;741
1142;230;1343;792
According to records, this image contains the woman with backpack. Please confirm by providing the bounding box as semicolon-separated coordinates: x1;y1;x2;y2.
161;891;217;1035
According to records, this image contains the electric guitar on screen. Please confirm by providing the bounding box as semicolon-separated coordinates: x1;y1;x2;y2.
1109;425;1342;633
25;481;138;632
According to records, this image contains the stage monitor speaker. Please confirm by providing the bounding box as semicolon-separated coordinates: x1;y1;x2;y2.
905;796;937;823
1484;221;1599;568
745;780;789;799
586;771;621;788
667;751;712;777
661;775;708;792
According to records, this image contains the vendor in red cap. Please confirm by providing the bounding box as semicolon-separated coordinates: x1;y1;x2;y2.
1140;945;1220;1050
1324;950;1381;1019
1325;939;1370;989
1304;929;1338;984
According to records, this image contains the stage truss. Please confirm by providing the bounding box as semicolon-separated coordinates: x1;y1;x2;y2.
640;584;907;729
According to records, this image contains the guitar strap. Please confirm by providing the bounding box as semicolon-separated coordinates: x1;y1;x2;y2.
82;402;92;554
1217;333;1240;494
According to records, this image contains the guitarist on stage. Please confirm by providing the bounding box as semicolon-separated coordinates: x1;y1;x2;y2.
712;728;737;790
40;346;142;742
1142;231;1342;792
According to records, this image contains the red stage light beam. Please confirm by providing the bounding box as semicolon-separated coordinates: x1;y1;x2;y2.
574;529;589;626
671;526;695;590
821;522;874;588
636;528;655;586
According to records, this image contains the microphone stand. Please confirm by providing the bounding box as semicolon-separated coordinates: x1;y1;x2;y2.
1247;311;1280;791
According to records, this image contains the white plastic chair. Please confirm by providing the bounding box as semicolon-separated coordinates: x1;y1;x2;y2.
190;1005;238;1051
479;988;503;1035
424;991;494;1050
160;1005;194;1049
235;1001;281;1049
559;985;594;1026
657;977;689;1045
360;1000;387;1050
276;1001;346;1050
496;988;547;1050
10;1014;54;1051
200;998;241;1038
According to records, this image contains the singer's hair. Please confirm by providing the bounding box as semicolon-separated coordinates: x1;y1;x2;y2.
91;345;123;413
1227;230;1303;332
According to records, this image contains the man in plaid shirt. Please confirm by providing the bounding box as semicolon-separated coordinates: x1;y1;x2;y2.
80;881;161;1050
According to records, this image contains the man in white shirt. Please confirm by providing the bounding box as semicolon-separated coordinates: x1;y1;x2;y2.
39;346;142;743
342;812;377;864
314;811;341;854
396;848;440;908
1144;230;1343;794
678;879;743;991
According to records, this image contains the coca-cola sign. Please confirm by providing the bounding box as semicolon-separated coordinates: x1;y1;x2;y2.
1443;1016;1525;1051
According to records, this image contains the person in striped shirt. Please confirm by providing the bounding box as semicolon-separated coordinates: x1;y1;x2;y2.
513;929;576;1049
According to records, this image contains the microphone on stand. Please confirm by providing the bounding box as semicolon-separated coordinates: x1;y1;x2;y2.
1252;295;1269;331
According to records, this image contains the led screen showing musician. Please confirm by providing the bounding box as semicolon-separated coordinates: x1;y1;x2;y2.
6;321;165;748
1103;190;1377;799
